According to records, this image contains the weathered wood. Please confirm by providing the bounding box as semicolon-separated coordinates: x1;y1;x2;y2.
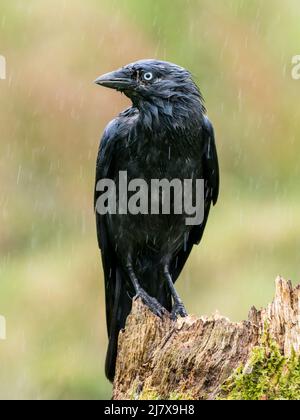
112;277;300;400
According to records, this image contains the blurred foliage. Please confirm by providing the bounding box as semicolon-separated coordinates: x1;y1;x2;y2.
0;0;300;400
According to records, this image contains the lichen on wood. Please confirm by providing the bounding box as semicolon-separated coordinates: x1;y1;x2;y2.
112;277;300;400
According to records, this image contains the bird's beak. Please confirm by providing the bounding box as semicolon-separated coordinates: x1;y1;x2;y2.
94;68;133;91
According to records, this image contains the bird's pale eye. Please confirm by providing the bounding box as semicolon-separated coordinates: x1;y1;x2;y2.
143;72;154;82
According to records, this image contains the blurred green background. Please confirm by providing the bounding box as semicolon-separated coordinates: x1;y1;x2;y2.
0;0;300;400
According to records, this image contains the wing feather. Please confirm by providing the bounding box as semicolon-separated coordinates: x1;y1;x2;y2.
170;116;219;280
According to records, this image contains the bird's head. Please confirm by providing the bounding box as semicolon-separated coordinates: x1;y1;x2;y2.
95;59;204;112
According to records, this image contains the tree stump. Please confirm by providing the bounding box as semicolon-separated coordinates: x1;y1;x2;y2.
112;277;300;400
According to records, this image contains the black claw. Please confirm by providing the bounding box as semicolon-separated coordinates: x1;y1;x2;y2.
171;302;188;320
136;290;166;318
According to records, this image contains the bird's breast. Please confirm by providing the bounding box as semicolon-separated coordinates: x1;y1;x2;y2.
117;133;203;180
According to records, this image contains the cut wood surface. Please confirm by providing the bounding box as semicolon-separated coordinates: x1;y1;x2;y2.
112;277;300;400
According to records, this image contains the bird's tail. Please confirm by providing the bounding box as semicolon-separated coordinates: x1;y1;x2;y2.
105;268;132;382
105;267;172;382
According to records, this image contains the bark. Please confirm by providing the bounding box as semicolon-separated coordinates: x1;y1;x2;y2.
112;277;300;400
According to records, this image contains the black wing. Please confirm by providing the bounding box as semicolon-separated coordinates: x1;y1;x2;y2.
95;119;133;382
170;115;219;280
202;115;219;207
95;120;119;335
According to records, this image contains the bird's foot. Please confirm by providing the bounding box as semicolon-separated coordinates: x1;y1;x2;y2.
135;289;166;318
171;301;188;320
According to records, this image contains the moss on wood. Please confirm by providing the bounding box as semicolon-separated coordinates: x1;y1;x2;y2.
220;334;300;400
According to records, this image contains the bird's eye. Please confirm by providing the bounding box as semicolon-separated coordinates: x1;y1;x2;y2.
143;72;153;82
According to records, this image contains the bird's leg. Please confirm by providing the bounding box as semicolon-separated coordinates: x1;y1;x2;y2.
126;263;165;318
163;265;188;319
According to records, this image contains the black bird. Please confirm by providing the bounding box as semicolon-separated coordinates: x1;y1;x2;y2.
94;60;219;382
